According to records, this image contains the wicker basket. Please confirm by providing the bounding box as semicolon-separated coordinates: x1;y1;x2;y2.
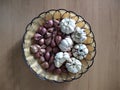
22;9;96;83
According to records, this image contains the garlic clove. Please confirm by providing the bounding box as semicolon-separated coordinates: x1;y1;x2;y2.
65;37;73;47
74;45;79;49
55;52;63;59
63;52;70;61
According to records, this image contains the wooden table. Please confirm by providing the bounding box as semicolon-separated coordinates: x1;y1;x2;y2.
0;0;120;90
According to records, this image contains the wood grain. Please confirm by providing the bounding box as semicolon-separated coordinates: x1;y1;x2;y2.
0;0;120;90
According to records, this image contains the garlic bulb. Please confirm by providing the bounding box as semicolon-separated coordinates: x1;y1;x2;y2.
66;57;82;73
59;36;73;51
72;27;87;43
60;18;76;34
72;44;88;60
54;52;71;68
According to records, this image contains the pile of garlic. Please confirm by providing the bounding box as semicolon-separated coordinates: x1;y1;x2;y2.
54;18;89;74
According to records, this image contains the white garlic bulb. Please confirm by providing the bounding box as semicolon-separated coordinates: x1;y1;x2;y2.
72;44;88;60
72;27;87;43
54;52;71;68
59;36;73;51
66;57;82;73
60;18;76;34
